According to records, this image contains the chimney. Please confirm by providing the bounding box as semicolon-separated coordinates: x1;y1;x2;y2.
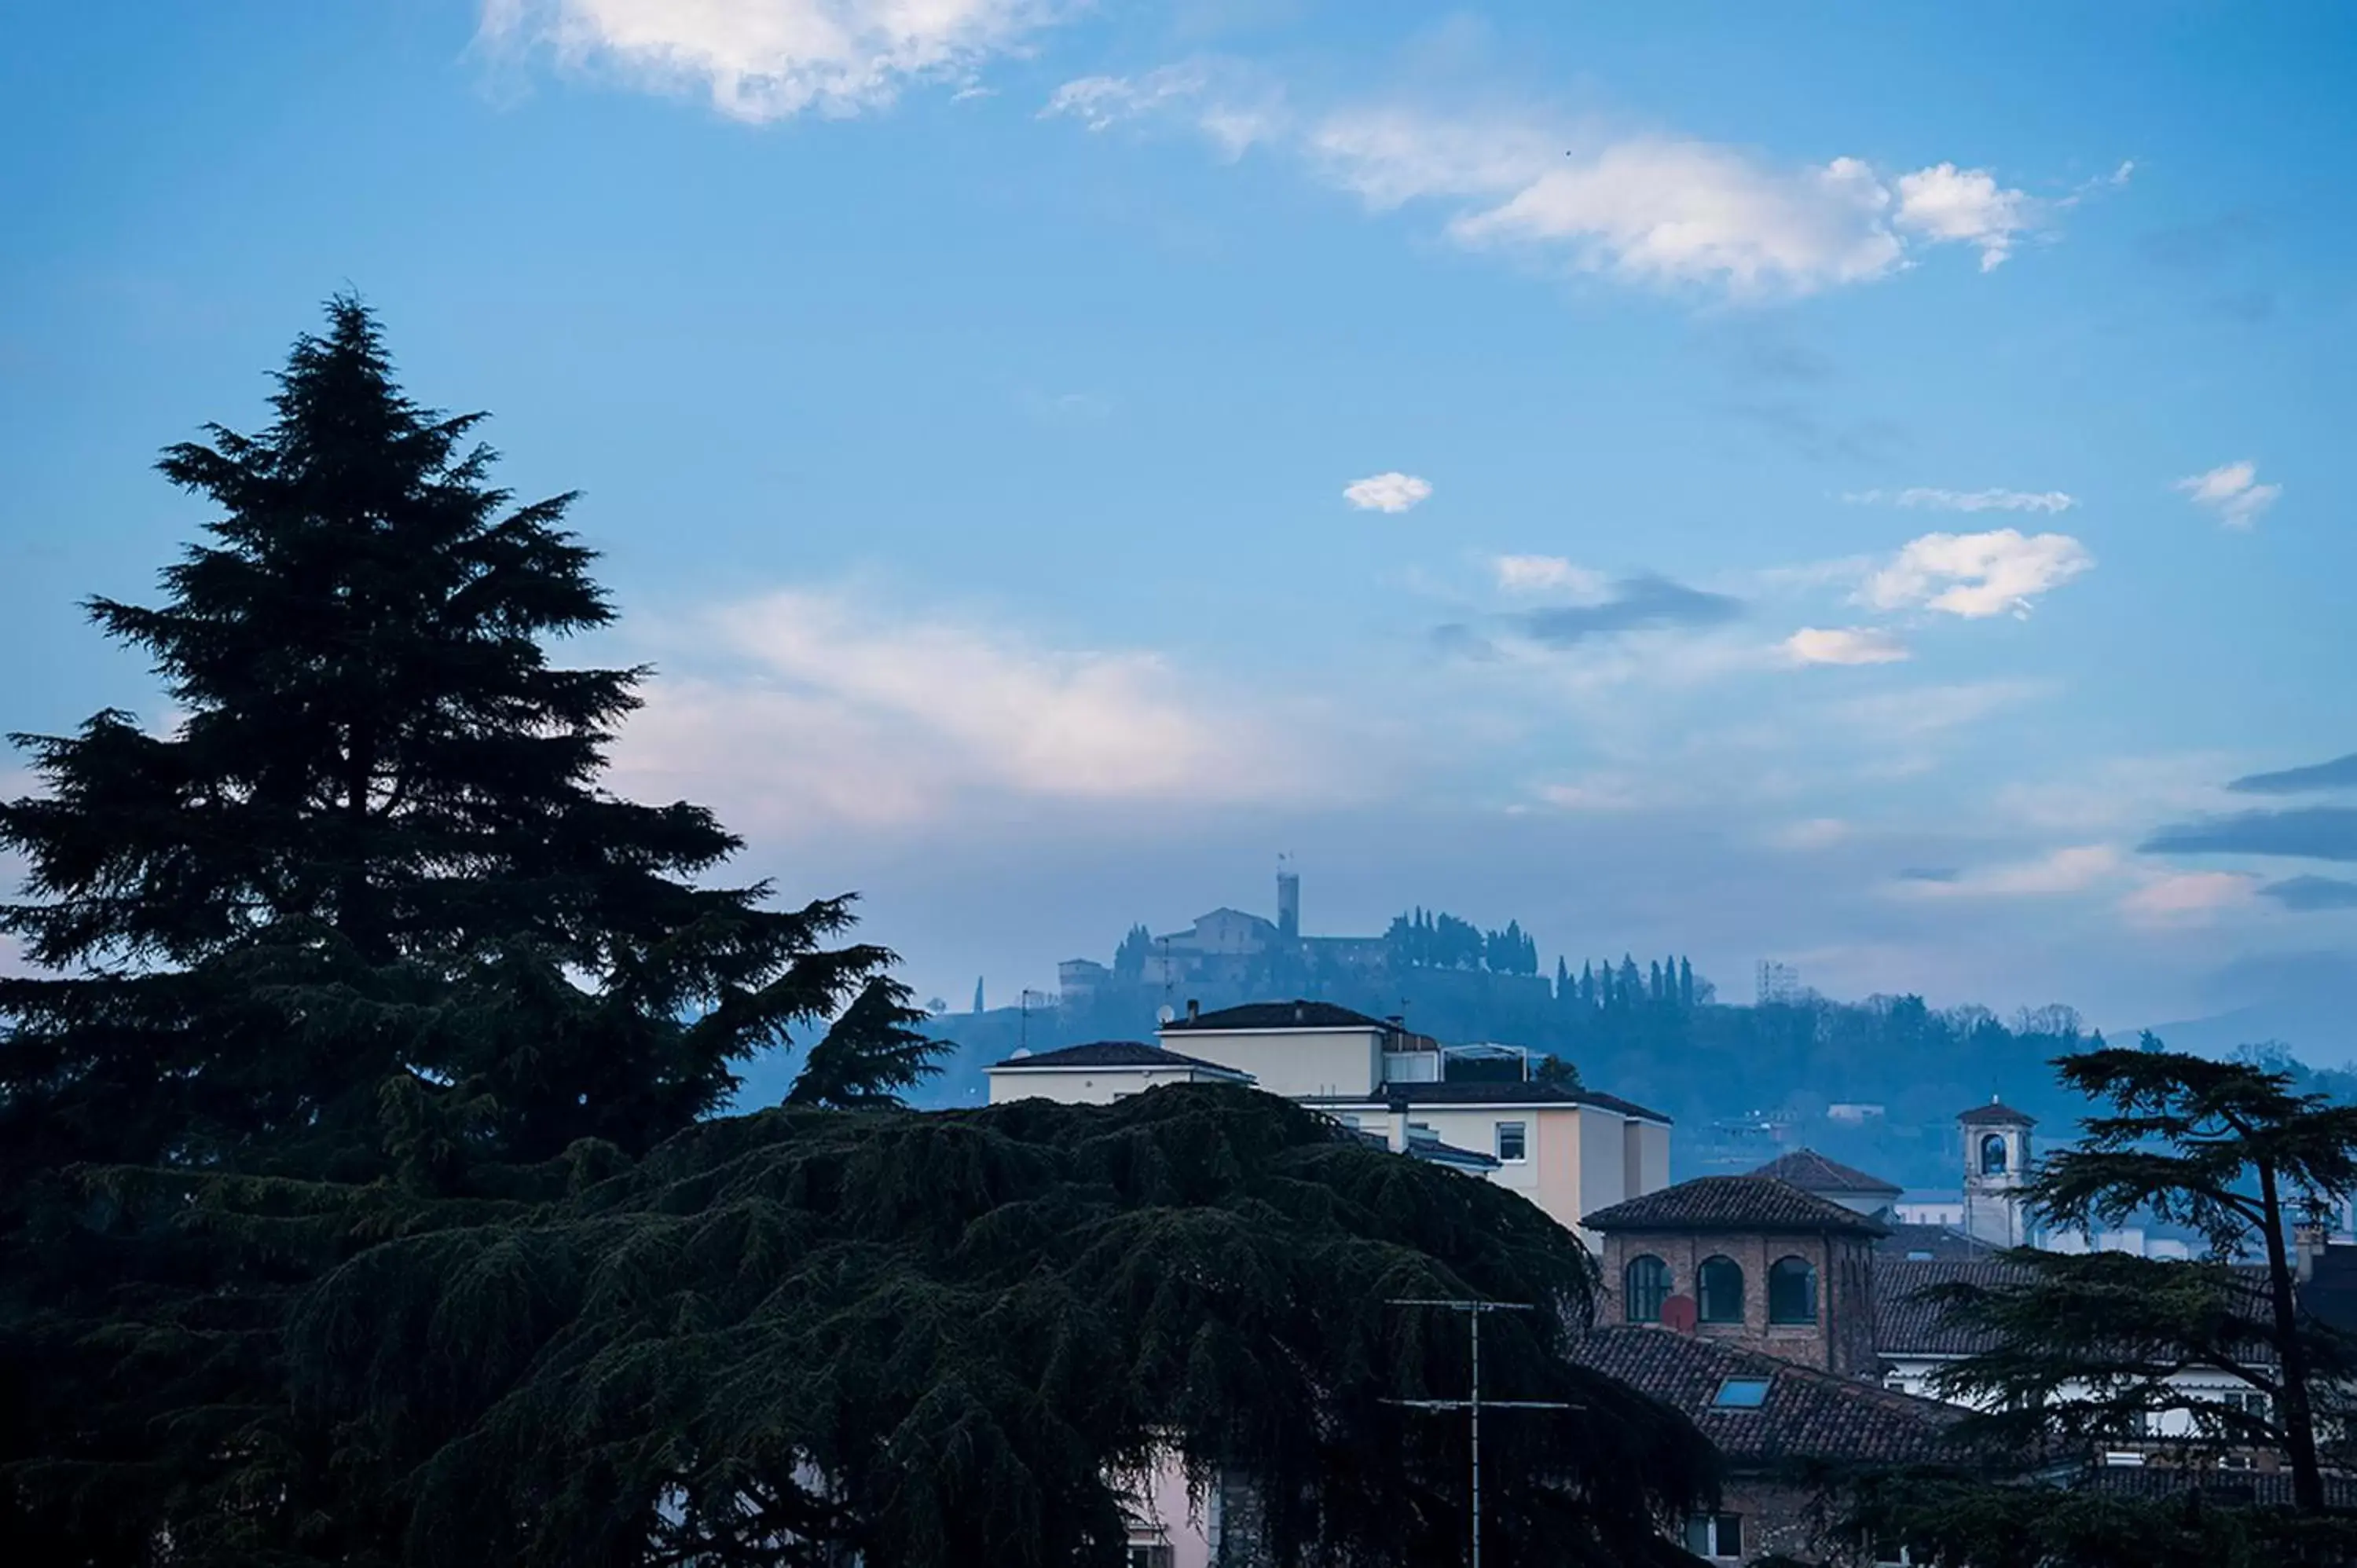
1186;998;1200;1024
2297;1221;2328;1284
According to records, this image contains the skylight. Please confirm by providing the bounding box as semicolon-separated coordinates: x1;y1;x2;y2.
1712;1377;1772;1409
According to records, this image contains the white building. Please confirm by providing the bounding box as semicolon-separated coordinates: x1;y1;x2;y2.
1159;999;1670;1240
987;998;1672;1242
984;1040;1251;1104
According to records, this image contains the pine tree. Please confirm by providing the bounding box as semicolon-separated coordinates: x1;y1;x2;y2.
1897;1039;2357;1515
1580;959;1596;1009
0;298;899;1561
1678;955;1695;1010
1648;959;1664;1004
785;976;946;1109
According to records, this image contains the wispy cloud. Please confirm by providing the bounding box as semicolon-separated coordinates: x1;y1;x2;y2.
2120;870;2256;926
1783;626;1910;666
2176;460;2281;530
478;0;1061;122
2259;875;2357;913
1510;574;1743;647
1893;844;2122;898
1045;68;2055;299
612;585;1334;832
2229;752;2357;796
1845;487;2077;515
2142;806;2357;863
1490;555;1607;596
1044;62;1282;158
1343;471;1433;512
1860;529;2094;619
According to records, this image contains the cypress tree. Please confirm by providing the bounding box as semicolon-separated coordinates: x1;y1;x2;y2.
1678;955;1695;1010
0;298;899;1561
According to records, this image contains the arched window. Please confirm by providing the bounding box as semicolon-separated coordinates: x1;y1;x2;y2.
1697;1255;1745;1324
1625;1255;1671;1323
1768;1256;1818;1324
1980;1134;2009;1175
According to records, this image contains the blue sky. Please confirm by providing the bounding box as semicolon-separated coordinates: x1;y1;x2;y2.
4;2;2355;1046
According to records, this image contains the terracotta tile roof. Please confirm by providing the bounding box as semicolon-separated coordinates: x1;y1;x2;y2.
1876;1256;2289;1361
2078;1463;2357;1508
1876;1223;2002;1262
1569;1327;1963;1467
987;1041;1248;1075
1874;1258;2027;1356
1583;1176;1889;1237
1958;1101;2038;1127
1749;1148;1904;1197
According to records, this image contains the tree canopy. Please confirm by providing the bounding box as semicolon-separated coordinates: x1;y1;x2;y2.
289;1083;1719;1567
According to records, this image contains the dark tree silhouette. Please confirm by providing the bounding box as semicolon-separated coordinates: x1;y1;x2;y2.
0;299;900;1562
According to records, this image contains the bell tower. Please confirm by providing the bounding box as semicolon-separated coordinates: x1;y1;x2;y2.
1959;1099;2036;1247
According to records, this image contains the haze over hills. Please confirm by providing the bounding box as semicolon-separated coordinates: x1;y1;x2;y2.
730;867;2357;1192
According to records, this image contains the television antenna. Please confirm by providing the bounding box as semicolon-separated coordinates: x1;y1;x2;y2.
1384;1298;1578;1568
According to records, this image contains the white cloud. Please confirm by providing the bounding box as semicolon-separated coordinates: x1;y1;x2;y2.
1310;115;1919;295
1783;626;1911;667
478;0;1058;122
1772;817;1852;850
1845;487;2077;515
1343;471;1432;513
1045;75;2046;298
1041;60;1283;158
1893;163;2032;271
610;587;1328;831
2175;460;2281;530
1491;555;1607;597
1861;529;2094;619
1897;844;2122;898
2120;870;2255;925
1534;775;1663;812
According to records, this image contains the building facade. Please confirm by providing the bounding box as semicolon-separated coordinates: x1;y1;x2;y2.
1157;999;1671;1238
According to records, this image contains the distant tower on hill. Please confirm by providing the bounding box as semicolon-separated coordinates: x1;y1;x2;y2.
1959;1098;2036;1247
1276;855;1300;943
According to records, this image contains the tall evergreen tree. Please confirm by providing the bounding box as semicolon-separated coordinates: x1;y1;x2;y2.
1897;1039;2357;1515
0;299;900;1561
1678;955;1695;1010
784;976;946;1110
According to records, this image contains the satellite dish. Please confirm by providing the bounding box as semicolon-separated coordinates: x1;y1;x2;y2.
1661;1295;1699;1334
1010;1048;1033;1060
1157;1004;1176;1024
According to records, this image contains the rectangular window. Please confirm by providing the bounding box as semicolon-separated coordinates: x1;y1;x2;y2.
1127;1548;1175;1568
1712;1377;1772;1409
1495;1121;1527;1162
1682;1514;1743;1559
